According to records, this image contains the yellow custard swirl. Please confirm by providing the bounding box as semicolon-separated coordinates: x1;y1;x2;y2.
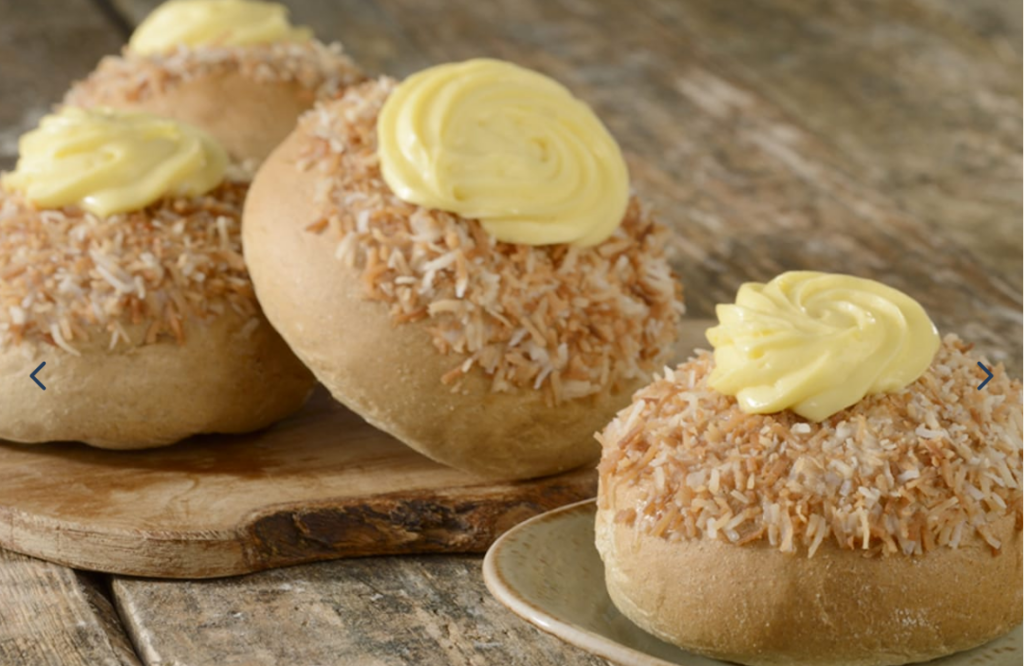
3;107;227;217
376;59;630;247
706;271;940;421
129;0;312;55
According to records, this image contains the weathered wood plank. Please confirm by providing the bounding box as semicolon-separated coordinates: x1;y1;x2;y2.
931;0;1022;57
0;548;141;666
0;387;598;579
634;0;1022;282
0;0;126;171
113;555;608;666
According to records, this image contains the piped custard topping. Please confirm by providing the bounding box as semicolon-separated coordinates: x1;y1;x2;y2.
2;107;227;217
376;59;630;247
298;80;682;401
129;0;312;55
706;271;940;421
598;338;1022;556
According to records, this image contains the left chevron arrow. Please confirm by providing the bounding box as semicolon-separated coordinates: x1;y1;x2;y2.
30;362;46;390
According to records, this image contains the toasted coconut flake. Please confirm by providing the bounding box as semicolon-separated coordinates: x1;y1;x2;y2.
599;337;1023;557
298;80;684;400
65;41;364;107
0;182;257;352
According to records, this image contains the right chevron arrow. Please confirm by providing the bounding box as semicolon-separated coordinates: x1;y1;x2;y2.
976;362;993;390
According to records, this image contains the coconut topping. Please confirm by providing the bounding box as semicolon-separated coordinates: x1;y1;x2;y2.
598;336;1023;557
64;40;363;107
0;181;256;354
297;79;684;402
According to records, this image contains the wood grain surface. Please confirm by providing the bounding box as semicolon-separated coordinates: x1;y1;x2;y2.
112;555;609;666
0;393;595;578
0;0;1020;665
0;548;140;666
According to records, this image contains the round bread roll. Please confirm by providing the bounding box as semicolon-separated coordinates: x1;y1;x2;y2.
243;80;684;480
64;41;364;163
0;180;315;449
596;339;1023;666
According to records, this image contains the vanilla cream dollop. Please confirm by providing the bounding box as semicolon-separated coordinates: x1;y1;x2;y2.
3;107;227;217
706;271;940;421
129;0;312;55
376;59;629;247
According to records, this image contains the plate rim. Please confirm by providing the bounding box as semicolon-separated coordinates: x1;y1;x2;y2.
483;497;1023;666
483;497;685;666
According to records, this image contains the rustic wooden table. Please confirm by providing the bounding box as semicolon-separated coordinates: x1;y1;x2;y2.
1;1;1021;664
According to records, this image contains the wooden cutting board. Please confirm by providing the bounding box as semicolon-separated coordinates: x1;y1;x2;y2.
0;319;711;579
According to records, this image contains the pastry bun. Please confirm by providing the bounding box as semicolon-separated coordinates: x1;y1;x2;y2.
596;342;1022;665
65;43;363;162
597;483;1021;666
243;82;683;480
0;182;315;449
0;311;313;448
69;72;316;165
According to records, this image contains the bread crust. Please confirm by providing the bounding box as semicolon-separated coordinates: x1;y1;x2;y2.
67;70;315;163
243;130;661;480
0;310;315;449
596;481;1023;666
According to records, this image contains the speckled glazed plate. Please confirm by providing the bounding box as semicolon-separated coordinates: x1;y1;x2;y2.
483;499;1022;666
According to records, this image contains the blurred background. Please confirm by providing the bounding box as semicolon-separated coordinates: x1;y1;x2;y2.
1;0;1021;374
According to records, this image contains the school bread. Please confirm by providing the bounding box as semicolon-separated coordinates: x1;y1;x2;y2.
243;70;684;480
64;0;364;162
0;108;315;448
597;329;1022;665
0;183;315;448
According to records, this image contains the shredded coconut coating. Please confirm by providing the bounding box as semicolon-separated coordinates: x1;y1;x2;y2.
64;41;364;106
0;182;257;355
598;336;1023;557
298;79;684;403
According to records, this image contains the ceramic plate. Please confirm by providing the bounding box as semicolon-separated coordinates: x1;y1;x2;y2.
483;499;1022;666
